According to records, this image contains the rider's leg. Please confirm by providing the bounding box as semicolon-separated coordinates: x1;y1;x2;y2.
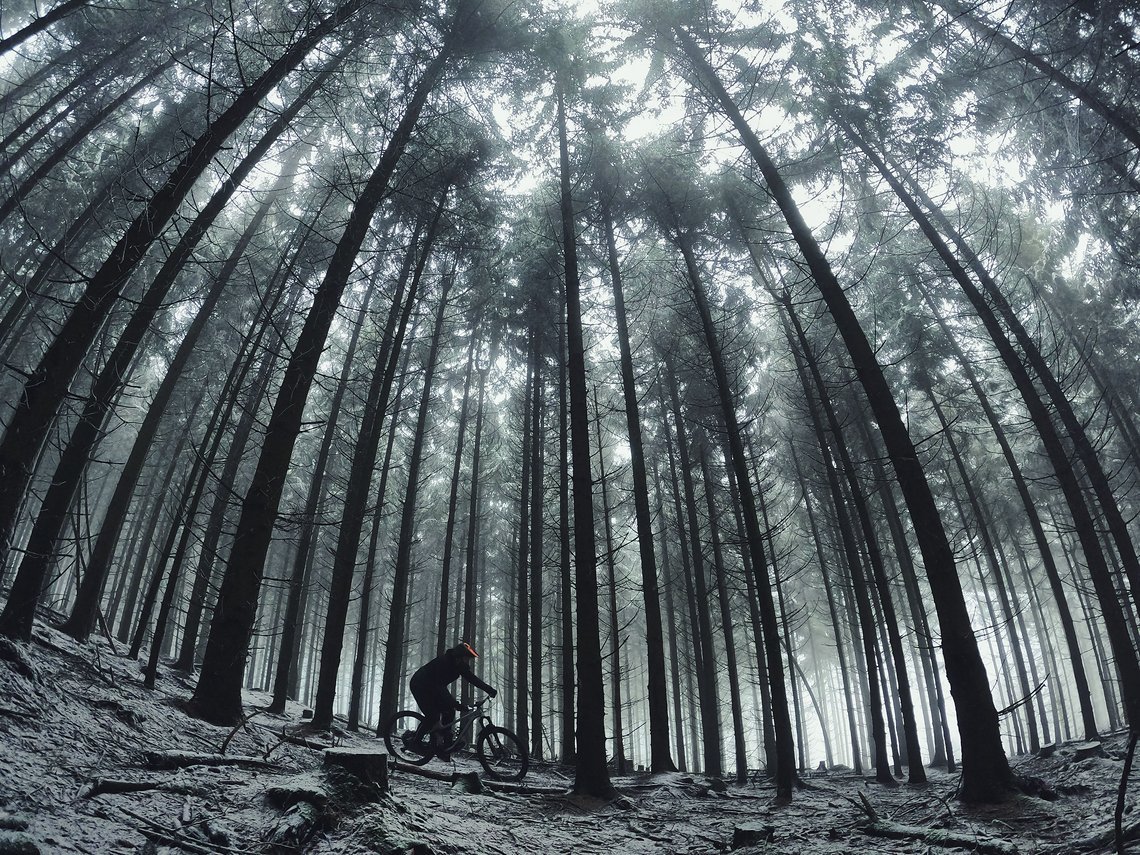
410;682;442;742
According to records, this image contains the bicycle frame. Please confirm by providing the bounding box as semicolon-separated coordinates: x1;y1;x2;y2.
385;694;527;780
430;695;494;752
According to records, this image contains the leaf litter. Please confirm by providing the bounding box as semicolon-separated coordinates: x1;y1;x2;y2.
0;625;1134;854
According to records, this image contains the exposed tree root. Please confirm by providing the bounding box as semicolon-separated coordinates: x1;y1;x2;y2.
856;792;1017;855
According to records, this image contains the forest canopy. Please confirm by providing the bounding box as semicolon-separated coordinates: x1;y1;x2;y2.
0;0;1138;806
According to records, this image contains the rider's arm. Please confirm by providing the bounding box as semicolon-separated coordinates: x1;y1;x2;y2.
460;667;495;695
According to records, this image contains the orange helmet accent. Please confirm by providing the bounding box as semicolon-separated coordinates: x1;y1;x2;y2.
460;641;478;658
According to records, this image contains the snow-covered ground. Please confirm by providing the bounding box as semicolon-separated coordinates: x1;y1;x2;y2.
0;625;1133;853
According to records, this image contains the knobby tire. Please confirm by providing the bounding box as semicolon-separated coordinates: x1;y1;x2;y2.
476;725;528;781
383;710;433;766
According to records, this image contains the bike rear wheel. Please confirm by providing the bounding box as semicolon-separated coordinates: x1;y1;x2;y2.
476;725;528;781
382;710;433;766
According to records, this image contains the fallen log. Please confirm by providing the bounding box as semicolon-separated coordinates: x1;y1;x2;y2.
143;750;277;771
856;793;1016;855
80;779;162;799
860;818;1018;855
388;761;564;795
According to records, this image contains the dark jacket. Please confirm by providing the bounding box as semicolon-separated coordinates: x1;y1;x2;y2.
410;648;494;698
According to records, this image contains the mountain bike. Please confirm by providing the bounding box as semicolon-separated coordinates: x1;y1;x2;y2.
382;694;528;782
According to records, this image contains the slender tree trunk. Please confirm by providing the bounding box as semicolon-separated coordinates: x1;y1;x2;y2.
841;117;1140;726
269;273;376;713
513;335;534;742
0;0;91;55
600;200;675;771
926;387;1041;753
663;360;722;777
188;32;456;724
529;335;546;759
653;457;689;772
556;77;613;799
597;396;627;775
377;273;455;725
700;440;748;783
0;3;370;630
436;327;479;656
172;276;308;673
915;282;1099;741
311;203;448;731
62;149;316;641
791;444;864;774
557;317;576;764
659;378;704;774
671;232;795;796
725;452;776;775
781;298;926;782
673;24;1009;797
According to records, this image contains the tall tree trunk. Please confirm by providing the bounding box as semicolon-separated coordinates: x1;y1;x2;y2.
925;385;1042;753
529;334;546;759
671;231;795;797
653;457;689;771
790;444;864;773
781;298;926;782
667;24;1009;797
0;3;369;630
596;394;627;775
663;359;723;777
659;377;705;774
377;272;455;725
725;451;776;775
436;327;479;657
187;32;456;724
700;439;748;783
62;149;317;641
792;336;893;783
556;77;613;799
514;334;534;743
173;271;309;673
311;200;448;731
557;316;576;764
269;272;377;713
840;116;1140;726
600;200;675;771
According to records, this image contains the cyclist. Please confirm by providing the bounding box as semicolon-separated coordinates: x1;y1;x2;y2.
409;641;497;758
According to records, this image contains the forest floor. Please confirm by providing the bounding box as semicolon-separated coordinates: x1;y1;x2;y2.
0;623;1136;854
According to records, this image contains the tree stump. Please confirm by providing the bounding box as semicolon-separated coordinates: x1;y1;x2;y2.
450;771;483;794
732;822;775;848
1073;742;1105;762
324;747;388;795
0;830;39;854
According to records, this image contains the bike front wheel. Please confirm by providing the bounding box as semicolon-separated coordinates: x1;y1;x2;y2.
382;710;433;766
476;725;528;781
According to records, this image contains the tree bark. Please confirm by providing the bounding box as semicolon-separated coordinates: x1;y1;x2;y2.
0;0;91;56
556;77;613;799
188;32;455;724
376;271;455;725
311;197;449;731
0;1;369;638
666;26;1012;794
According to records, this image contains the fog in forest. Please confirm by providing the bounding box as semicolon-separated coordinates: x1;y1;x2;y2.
1;0;1139;851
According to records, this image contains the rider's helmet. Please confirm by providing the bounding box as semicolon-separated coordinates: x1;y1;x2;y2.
453;641;478;659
